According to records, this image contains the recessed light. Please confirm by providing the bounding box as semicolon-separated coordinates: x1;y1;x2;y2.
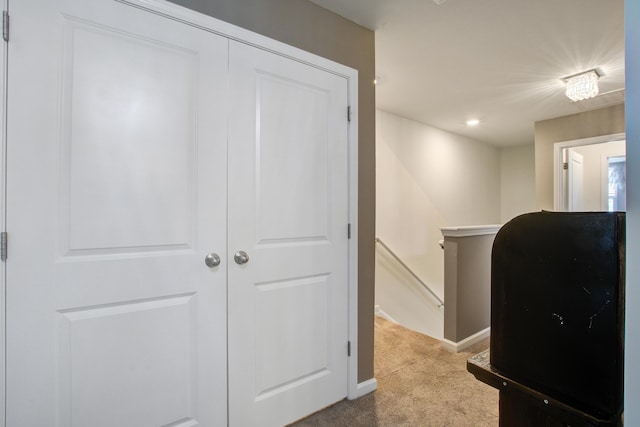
466;119;480;126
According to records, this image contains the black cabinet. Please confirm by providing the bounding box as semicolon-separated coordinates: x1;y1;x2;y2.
469;212;624;426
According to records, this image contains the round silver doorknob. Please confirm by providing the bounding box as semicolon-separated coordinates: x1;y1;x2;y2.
234;250;250;265
205;253;221;268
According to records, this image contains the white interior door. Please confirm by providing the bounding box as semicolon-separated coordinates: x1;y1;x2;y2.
6;1;228;425
568;148;584;211
227;40;350;426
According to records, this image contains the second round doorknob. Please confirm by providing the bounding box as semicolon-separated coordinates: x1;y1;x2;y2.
234;250;250;265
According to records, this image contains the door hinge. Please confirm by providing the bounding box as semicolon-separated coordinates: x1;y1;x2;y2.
1;232;7;261
563;162;568;170
347;106;352;122
347;223;351;239
2;11;8;43
347;340;351;357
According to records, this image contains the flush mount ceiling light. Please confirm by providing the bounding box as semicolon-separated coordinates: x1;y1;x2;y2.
466;119;480;126
564;69;600;102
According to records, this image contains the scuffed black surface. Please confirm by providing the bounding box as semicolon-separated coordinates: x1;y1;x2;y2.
490;211;625;420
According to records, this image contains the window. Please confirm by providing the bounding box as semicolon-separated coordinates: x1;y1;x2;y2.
607;156;626;212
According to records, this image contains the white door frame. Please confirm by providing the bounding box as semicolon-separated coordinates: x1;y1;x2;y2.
553;132;626;211
0;1;361;421
0;0;7;421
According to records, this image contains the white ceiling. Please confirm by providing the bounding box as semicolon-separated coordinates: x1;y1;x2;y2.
309;0;625;147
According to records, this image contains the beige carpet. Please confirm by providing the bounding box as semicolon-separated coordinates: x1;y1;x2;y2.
290;316;499;426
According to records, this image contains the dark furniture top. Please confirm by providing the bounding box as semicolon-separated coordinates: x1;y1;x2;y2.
485;212;625;423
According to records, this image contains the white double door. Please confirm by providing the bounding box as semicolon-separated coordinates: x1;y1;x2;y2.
5;1;350;426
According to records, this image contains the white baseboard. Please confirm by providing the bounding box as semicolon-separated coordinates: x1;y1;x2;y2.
374;305;399;324
441;327;490;353
349;378;378;400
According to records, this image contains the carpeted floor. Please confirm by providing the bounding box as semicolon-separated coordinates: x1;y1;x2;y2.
290;316;499;426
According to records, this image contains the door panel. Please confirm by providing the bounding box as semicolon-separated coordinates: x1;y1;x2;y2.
57;295;196;427
61;18;197;254
228;40;349;427
7;1;228;425
255;74;330;242
254;274;330;395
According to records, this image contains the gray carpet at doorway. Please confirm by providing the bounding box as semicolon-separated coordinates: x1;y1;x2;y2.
289;316;499;427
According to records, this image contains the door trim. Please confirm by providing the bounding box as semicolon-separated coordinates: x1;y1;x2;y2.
119;0;361;399
1;0;7;421
553;132;626;211
124;0;360;399
1;1;361;419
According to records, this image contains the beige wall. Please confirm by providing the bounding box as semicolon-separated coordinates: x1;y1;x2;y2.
375;110;501;340
500;144;536;223
376;110;500;293
534;104;625;210
443;234;495;343
168;0;376;382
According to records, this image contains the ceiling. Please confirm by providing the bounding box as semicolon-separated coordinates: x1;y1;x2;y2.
309;0;625;147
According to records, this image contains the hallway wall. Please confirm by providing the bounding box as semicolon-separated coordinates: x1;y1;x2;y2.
534;104;625;210
376;110;505;336
500;144;536;223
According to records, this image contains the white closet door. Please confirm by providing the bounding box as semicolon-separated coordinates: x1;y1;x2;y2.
6;1;228;425
227;40;350;427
